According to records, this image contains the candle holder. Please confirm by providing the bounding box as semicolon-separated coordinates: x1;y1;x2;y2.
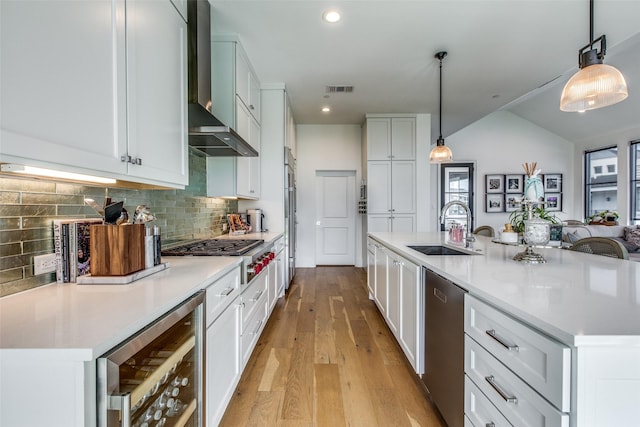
513;200;550;264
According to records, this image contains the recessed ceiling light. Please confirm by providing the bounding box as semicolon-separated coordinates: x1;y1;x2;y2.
323;10;341;23
322;107;331;113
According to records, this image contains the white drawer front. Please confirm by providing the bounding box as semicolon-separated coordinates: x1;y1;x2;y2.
465;375;512;427
241;293;268;363
465;336;569;427
205;266;241;326
241;271;267;330
465;295;570;411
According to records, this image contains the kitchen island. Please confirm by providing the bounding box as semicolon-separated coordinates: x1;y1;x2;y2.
368;231;640;427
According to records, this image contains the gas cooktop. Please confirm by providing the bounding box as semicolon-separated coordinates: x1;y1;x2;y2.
161;239;264;256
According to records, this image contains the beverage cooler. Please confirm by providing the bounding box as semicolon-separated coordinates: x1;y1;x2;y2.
97;292;205;427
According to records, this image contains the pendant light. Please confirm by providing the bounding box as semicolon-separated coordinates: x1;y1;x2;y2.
560;0;628;112
429;51;453;163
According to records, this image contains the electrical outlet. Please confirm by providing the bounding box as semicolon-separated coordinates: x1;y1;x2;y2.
34;253;57;275
222;223;228;232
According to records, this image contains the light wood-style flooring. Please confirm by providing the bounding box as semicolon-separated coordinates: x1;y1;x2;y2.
219;266;446;427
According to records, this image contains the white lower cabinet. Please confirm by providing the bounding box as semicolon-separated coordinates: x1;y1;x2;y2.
465;336;569;427
366;239;377;297
240;272;269;365
205;267;242;427
206;298;241;427
273;237;286;302
368;239;422;373
464;376;512;427
398;256;421;373
205;264;275;426
464;295;570;427
386;249;401;336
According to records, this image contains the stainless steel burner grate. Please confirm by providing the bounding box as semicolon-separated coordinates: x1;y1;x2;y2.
162;239;264;256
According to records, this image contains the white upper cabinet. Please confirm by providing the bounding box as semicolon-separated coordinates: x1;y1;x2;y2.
125;0;188;186
212;37;261;126
0;0;128;178
0;0;188;188
366;117;416;160
208;37;261;199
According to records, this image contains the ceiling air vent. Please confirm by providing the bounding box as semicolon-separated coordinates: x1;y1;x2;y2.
326;85;354;93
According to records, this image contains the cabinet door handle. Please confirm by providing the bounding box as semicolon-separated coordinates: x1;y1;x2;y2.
485;375;518;404
485;423;496;427
218;287;234;297
250;290;264;302
486;329;519;351
121;155;131;163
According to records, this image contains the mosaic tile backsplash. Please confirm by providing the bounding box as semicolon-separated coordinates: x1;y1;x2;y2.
0;154;238;297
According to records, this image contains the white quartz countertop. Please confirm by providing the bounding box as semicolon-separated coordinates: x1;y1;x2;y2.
369;232;640;347
0;256;241;361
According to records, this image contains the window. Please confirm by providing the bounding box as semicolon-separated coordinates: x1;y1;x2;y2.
585;147;618;218
629;141;640;223
440;163;474;231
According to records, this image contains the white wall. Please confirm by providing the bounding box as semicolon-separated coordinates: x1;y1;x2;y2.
445;110;575;233
296;124;363;268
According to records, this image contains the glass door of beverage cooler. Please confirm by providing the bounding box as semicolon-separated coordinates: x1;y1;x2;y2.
97;292;205;427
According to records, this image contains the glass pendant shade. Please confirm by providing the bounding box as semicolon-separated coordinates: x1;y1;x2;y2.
429;141;453;163
560;63;628;112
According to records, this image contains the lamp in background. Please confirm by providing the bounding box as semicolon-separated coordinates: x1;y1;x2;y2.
560;0;628;112
429;51;453;163
0;164;116;184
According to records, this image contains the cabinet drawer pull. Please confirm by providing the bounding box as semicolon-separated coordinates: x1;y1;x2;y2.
486;329;519;351
485;375;518;404
250;290;264;302
486;423;495;427
433;287;447;304
251;319;263;335
218;287;234;297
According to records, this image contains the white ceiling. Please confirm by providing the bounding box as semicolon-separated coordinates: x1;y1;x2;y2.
209;0;640;145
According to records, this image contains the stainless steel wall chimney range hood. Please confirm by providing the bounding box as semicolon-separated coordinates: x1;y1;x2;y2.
187;0;258;157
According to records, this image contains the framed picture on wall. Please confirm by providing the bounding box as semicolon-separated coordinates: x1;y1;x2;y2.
544;174;562;192
486;174;504;193
486;194;505;212
505;195;522;212
505;174;524;193
544;193;562;211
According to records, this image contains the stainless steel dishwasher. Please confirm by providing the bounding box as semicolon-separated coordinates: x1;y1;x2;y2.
422;268;466;427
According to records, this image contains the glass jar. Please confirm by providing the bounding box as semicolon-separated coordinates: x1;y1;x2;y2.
524;217;550;246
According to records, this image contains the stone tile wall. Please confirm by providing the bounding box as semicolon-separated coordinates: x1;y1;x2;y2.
0;154;237;297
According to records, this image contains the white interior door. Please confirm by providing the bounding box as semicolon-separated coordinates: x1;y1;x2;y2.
315;171;356;265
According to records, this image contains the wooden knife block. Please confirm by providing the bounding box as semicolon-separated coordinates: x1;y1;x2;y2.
90;224;145;276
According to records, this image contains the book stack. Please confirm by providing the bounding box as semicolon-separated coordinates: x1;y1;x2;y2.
53;218;104;283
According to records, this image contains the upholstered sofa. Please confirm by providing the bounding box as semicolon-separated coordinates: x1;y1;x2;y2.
563;224;640;261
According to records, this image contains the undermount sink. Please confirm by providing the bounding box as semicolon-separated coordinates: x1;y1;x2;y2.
408;245;472;256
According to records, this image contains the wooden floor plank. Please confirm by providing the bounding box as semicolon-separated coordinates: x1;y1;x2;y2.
219;266;445;427
314;363;346;427
281;332;315;421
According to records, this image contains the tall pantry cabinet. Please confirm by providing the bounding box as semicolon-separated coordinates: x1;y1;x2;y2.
365;116;417;232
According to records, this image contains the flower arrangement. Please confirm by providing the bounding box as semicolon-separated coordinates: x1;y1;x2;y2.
522;162;543;202
587;210;619;224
